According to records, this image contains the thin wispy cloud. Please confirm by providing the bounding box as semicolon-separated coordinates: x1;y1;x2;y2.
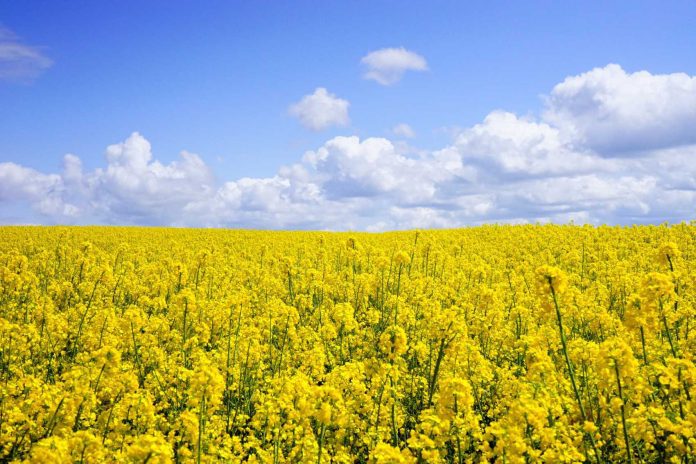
392;123;416;138
361;47;428;85
0;26;52;82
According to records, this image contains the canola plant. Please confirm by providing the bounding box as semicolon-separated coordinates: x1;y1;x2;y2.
0;225;694;463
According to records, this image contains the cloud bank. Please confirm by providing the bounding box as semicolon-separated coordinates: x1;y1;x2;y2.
2;64;695;229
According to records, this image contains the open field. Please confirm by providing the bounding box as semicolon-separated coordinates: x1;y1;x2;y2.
0;225;694;463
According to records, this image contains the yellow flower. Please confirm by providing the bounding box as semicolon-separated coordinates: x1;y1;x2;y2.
317;402;332;425
125;433;173;463
370;442;416;463
394;251;410;267
535;265;568;295
641;272;675;302
379;326;408;360
656;242;680;268
582;421;598;434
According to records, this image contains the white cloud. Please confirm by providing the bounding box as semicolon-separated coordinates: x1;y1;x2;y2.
0;132;215;225
2;64;696;229
544;64;696;154
91;133;215;224
361;47;428;85
304;136;419;196
392;123;416;138
303;135;474;205
0;161;78;220
0;27;53;82
289;88;350;131
454;111;610;176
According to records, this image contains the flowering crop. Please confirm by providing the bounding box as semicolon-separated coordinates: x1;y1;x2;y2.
0;225;694;463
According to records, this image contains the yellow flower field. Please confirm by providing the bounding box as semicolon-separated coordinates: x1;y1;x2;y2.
0;225;694;463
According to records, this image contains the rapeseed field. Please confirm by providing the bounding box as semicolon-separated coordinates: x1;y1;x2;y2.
0;225;694;463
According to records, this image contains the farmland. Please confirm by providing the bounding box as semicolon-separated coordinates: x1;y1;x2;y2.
0;225;694;463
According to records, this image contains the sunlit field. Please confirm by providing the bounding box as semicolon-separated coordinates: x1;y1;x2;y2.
0;225;694;463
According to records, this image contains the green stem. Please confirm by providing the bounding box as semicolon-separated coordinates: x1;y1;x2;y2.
613;359;632;464
394;264;403;325
389;375;399;447
317;423;326;464
639;326;648;365
197;393;206;464
549;281;601;464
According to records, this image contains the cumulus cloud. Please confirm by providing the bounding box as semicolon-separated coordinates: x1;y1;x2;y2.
0;27;53;82
0;162;75;218
289;88;350;131
2;64;695;229
0;133;216;225
91;133;215;224
454;111;611;176
544;64;696;154
304;137;423;202
361;47;428;85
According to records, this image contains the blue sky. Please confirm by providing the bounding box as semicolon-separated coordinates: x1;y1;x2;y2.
1;1;696;228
